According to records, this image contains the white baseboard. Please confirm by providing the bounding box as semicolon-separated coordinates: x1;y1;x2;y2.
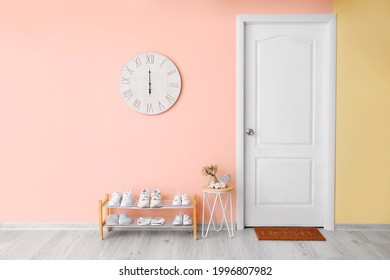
0;222;236;231
0;223;98;230
335;224;390;231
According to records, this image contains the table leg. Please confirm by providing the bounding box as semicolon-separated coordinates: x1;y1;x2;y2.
217;192;234;237
201;190;234;238
206;192;219;231
229;191;234;237
202;192;205;238
202;192;219;238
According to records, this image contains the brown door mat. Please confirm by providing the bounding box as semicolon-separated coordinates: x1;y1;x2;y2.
254;227;326;241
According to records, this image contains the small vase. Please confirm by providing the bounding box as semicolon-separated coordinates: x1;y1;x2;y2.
208;175;219;185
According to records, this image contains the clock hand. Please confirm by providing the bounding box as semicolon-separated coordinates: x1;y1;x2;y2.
148;67;151;95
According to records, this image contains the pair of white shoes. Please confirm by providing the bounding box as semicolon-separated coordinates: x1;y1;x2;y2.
173;213;192;226
172;194;191;206
106;214;132;226
138;188;162;208
108;189;133;207
137;217;165;226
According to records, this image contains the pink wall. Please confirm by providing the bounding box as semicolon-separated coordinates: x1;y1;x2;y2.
0;0;331;222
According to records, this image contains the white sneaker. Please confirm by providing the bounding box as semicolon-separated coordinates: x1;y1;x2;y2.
106;214;119;226
181;194;191;206
108;190;122;207
151;217;165;226
120;189;133;207
137;188;150;208
118;214;132;225
150;189;163;208
182;213;193;226
137;217;152;226
172;194;182;206
172;213;183;226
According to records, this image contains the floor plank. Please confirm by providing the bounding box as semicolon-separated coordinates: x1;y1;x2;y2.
1;228;390;260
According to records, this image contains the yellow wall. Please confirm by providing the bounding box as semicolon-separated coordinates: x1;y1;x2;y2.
334;0;390;223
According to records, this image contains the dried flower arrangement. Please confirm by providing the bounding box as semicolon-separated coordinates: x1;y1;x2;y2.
201;165;219;185
201;165;218;176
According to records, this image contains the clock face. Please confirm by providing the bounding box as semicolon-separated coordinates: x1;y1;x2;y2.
119;52;182;115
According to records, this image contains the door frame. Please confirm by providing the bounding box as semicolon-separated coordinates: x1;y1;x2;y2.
236;14;336;230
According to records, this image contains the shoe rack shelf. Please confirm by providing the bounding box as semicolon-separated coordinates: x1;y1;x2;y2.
98;194;197;240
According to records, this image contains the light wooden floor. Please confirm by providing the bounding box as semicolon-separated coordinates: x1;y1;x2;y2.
1;228;390;259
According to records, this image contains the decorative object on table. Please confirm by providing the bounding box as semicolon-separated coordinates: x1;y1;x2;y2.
209;182;226;189
119;52;181;115
217;174;231;185
201;164;219;185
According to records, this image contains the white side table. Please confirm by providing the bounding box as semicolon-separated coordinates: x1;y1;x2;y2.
201;185;234;238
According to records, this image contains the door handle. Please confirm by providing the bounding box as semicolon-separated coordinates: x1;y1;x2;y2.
246;128;254;135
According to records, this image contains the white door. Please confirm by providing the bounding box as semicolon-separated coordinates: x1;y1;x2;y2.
244;18;333;226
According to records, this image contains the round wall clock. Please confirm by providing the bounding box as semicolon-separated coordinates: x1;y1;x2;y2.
119;52;182;115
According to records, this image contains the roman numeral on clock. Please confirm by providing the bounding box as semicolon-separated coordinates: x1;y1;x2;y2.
121;77;131;84
146;54;154;64
133;57;142;68
122;89;133;101
169;82;180;88
158;101;165;111
165;94;175;104
125;67;134;75
167;69;176;76
132;99;141;110
147;103;153;113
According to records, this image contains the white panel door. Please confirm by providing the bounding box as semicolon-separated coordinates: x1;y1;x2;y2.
244;22;330;226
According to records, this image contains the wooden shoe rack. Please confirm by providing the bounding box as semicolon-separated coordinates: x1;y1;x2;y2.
98;194;197;240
